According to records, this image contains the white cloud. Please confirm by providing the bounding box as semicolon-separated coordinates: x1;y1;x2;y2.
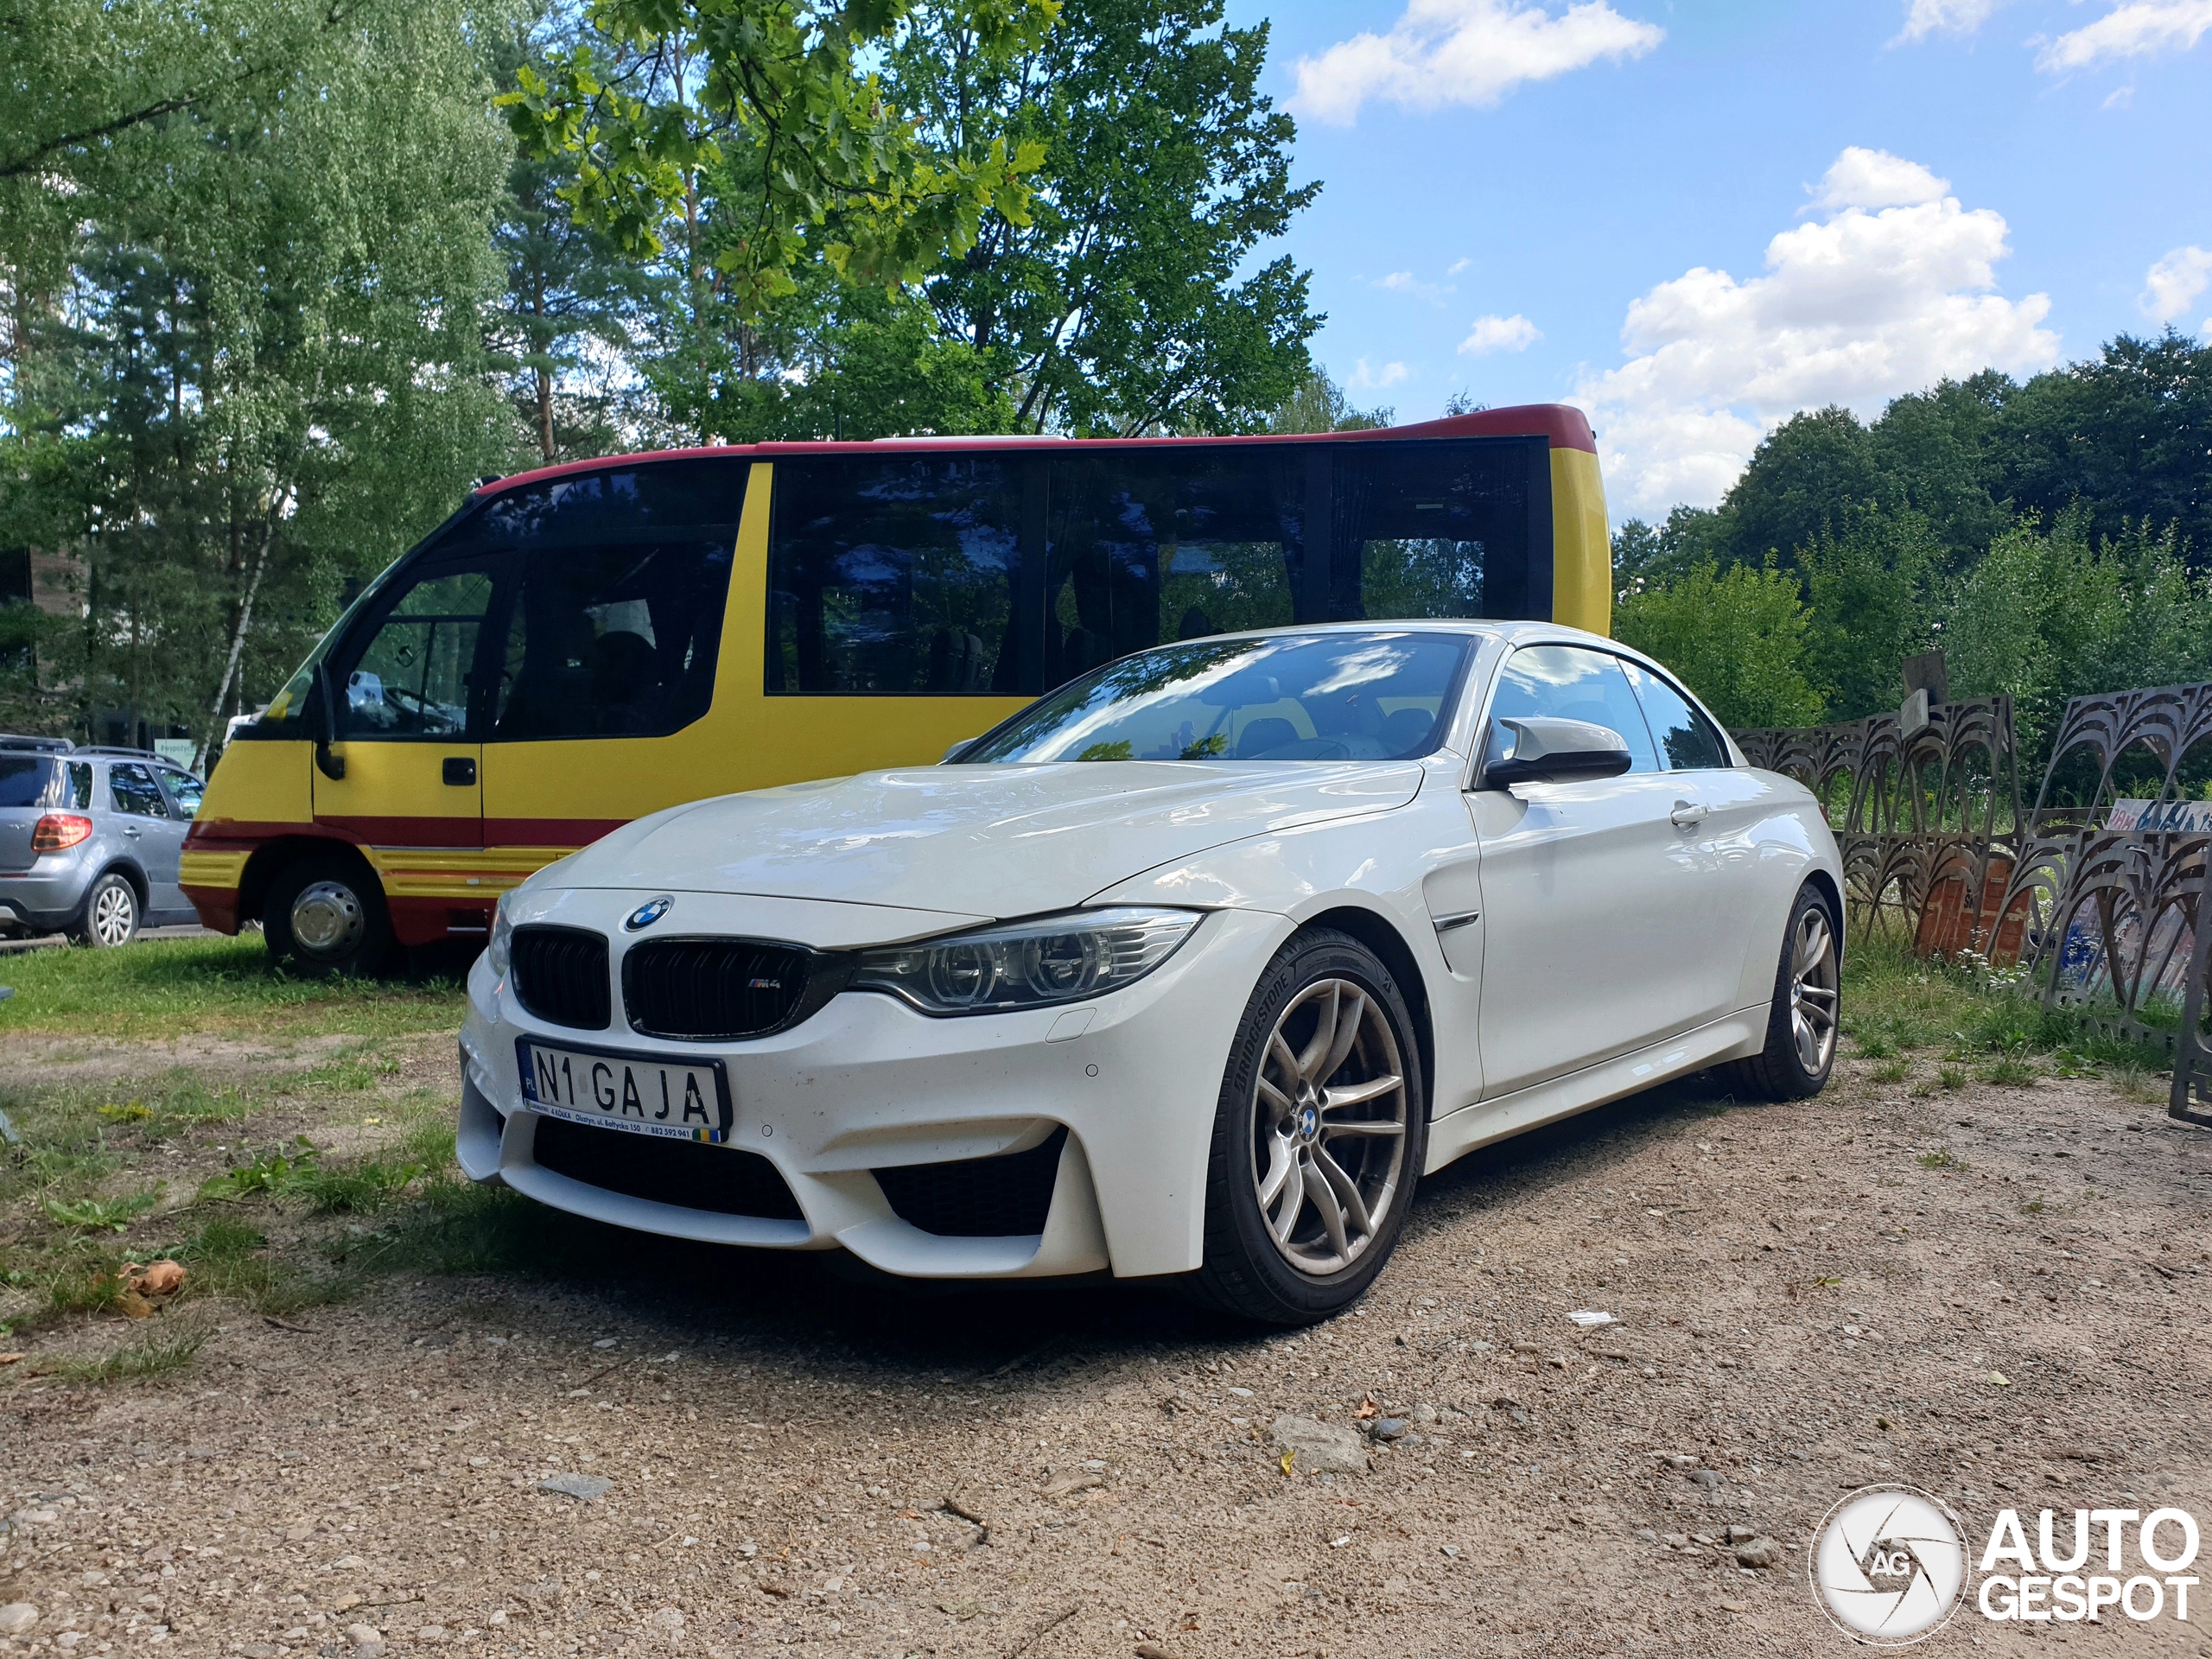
1893;0;2005;42
1289;0;1663;126
1372;270;1456;304
2037;0;2212;71
1459;314;1541;354
2141;246;2212;322
1350;358;1411;391
1447;257;1475;276
1808;147;1949;213
1576;147;2060;515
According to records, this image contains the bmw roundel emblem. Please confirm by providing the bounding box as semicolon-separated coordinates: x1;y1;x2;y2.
624;895;674;931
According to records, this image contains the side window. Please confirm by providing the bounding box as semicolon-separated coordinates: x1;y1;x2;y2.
1484;645;1660;773
1045;449;1300;688
333;564;498;739
1624;662;1730;771
161;771;205;819
66;762;92;810
110;762;169;817
1332;440;1541;623
768;457;1020;696
493;541;734;741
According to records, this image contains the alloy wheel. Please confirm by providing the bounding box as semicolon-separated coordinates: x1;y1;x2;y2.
1789;906;1840;1073
1248;977;1409;1275
91;881;136;946
291;880;367;960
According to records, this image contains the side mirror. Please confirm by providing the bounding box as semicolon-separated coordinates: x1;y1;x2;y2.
940;737;979;764
313;662;346;781
1479;716;1632;789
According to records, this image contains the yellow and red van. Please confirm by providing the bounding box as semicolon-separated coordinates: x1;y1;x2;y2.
183;404;1611;971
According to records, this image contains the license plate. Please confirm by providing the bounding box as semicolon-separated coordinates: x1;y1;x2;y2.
514;1039;734;1144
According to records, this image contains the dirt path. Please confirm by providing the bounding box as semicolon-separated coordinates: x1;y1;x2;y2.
6;1052;2211;1658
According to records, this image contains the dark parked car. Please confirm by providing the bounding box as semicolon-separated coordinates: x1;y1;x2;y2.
0;736;207;946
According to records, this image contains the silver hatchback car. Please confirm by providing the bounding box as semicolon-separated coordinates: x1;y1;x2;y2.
0;737;207;947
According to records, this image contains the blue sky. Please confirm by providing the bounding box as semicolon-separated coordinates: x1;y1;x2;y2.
1224;0;2212;520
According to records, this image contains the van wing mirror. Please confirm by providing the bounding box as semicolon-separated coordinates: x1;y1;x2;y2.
313;662;346;781
1479;716;1632;790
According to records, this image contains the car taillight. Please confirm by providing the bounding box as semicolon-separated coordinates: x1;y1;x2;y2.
31;813;93;853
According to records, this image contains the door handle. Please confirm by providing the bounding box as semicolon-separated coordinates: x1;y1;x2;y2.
443;757;477;786
123;826;142;837
1669;800;1706;829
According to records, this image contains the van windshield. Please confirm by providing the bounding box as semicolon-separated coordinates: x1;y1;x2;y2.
959;632;1471;764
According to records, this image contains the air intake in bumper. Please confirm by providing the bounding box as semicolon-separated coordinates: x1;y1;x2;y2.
531;1116;804;1220
872;1128;1068;1237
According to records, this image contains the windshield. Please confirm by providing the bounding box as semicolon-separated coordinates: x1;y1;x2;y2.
963;632;1474;764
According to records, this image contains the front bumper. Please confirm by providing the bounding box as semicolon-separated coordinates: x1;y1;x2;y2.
457;899;1290;1279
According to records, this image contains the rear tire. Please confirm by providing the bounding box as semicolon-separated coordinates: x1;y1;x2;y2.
1725;882;1840;1101
264;855;392;978
1190;927;1427;1325
70;872;139;948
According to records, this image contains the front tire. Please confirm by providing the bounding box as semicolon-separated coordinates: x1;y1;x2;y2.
1191;928;1427;1325
1726;882;1840;1101
264;855;392;978
71;872;139;948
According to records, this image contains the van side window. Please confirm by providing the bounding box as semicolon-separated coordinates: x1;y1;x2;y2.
493;541;734;740
1332;440;1541;623
768;457;1020;696
334;565;498;738
1043;449;1300;689
110;762;170;817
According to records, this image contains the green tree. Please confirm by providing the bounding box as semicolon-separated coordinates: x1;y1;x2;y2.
1864;371;2009;566
1716;405;1888;569
1268;365;1390;434
1613;558;1824;731
1799;505;1940;721
1612;504;1728;598
0;0;519;753
499;0;1056;314
887;0;1319;435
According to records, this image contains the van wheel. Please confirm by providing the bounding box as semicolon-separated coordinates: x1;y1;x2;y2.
1725;883;1841;1101
264;855;391;977
70;873;139;948
1189;928;1427;1325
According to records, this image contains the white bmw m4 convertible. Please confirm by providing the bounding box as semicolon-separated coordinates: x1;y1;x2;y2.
458;622;1843;1322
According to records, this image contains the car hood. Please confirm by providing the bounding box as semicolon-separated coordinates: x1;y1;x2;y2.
549;760;1426;922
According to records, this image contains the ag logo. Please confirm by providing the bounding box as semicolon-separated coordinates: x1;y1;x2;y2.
1810;1485;1967;1645
624;895;673;931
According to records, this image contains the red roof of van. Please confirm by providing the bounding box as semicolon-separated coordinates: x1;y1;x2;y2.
469;402;1597;501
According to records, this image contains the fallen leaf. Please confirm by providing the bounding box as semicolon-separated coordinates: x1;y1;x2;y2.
0;1353;22;1366
129;1260;186;1296
1279;1450;1295;1478
1353;1394;1379;1420
1990;1371;2010;1387
116;1290;155;1319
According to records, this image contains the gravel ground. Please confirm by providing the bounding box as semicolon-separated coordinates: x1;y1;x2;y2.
5;1048;2211;1659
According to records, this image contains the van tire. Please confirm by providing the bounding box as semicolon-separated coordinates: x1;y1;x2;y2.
264;854;391;978
70;871;140;948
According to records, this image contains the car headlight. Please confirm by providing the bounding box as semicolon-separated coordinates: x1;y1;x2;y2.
486;891;515;978
852;907;1201;1015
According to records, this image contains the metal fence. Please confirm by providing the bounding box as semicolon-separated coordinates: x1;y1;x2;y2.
1737;683;2212;1128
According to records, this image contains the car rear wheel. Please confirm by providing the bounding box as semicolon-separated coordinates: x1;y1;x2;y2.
1726;882;1840;1101
70;873;139;948
1191;927;1427;1325
264;855;391;978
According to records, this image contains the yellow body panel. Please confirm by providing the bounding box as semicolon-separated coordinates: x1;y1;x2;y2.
179;849;249;889
1550;447;1612;638
315;741;481;838
199;737;315;827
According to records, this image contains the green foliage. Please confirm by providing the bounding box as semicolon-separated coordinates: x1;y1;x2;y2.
1725;406;1891;567
889;0;1319;435
41;1187;162;1232
1800;506;1938;721
1613;558;1824;730
1268;365;1393;435
34;1323;209;1384
197;1139;321;1203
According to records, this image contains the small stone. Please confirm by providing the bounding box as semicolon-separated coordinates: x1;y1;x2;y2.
1734;1536;1782;1568
1663;1532;1690;1548
414;1625;449;1644
1367;1418;1410;1442
332;1554;367;1571
593;1338;618;1348
344;1624;383;1649
0;1605;37;1636
1726;1524;1755;1543
1409;1404;1439;1426
1660;1453;1698;1470
285;1523;316;1542
1720;1599;1750;1613
1688;1469;1725;1489
537;1472;612;1502
1271;1415;1369;1475
653;1609;684;1630
80;1569;111;1586
1633;1529;1658;1543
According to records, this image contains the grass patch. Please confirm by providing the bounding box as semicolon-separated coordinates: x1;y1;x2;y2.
298;1050;404;1092
172;1218;353;1317
1939;1065;1967;1090
1980;1056;2039;1087
1916;1148;1959;1169
41;1186;163;1232
0;934;467;1041
31;1321;209;1383
1871;1059;1912;1084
